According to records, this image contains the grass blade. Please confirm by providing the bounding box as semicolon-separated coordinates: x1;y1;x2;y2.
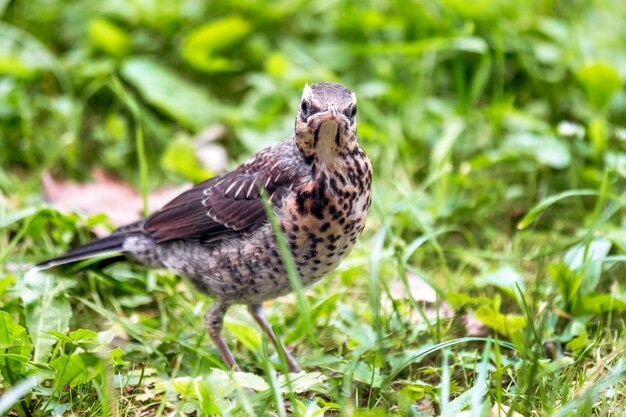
517;190;598;230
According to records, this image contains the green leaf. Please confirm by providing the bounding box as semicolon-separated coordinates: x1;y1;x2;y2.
231;371;270;391
121;57;219;131
278;371;326;393
605;152;626;179
47;331;73;343
565;331;588;353
171;376;199;396
588;115;607;158
285;292;342;344
0;56;37;78
264;52;291;78
502;132;571;169
0;22;57;77
53;354;83;387
88;18;131;57
0;312;32;381
116;294;154;308
0;353;29;363
52;353;100;387
398;385;425;414
168;373;261;412
21;270;73;363
224;321;261;353
579;293;626;315
476;265;524;294
564;238;612;293
549;262;582;304
161;136;213;182
0;206;38;228
351;361;383;387
181;16;251;73
69;328;98;342
109;347;128;366
0;311;27;348
446;292;494;309
577;62;623;111
474;306;526;336
0;276;15;296
176;370;270;394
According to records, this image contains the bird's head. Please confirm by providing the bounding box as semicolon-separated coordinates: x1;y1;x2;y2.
294;82;357;163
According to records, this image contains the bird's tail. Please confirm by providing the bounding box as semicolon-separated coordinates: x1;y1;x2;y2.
36;235;127;270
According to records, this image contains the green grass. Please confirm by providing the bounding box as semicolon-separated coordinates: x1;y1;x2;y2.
2;0;626;415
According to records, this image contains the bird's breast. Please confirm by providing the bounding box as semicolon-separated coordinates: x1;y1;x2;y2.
279;147;372;284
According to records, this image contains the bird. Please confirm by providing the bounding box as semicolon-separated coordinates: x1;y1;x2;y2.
37;82;373;373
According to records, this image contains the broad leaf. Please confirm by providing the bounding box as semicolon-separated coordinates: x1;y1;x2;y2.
121;58;219;130
577;62;623;111
564;238;612;293
474;306;526;337
21;270;73;363
181;16;251;72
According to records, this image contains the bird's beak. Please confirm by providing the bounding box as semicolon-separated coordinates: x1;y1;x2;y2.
328;104;338;117
309;104;344;127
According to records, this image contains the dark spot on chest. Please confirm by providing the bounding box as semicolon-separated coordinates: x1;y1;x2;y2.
296;180;328;220
327;234;340;243
303;153;315;165
296;191;308;214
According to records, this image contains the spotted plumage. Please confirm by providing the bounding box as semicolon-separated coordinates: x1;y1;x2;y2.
37;82;372;372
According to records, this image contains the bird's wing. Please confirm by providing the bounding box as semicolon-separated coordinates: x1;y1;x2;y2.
142;151;294;243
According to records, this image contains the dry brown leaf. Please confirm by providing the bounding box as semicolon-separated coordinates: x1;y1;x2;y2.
416;398;436;415
384;271;454;323
390;271;438;303
464;312;489;337
42;169;190;236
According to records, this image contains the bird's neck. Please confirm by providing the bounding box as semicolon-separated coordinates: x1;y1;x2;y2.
308;140;361;182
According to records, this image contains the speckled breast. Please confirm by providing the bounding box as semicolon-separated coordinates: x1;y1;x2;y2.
280;148;372;286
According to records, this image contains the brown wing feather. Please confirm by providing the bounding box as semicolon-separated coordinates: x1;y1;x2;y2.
142;152;293;243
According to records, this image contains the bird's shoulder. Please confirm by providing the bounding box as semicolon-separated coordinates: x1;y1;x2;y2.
138;138;309;243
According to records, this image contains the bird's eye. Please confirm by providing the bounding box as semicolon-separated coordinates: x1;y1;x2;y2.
300;100;309;115
347;105;357;119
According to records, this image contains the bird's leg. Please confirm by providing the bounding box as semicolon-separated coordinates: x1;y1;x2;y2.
205;301;240;371
248;304;302;373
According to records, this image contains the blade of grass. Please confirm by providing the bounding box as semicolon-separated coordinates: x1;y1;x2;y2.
260;189;317;351
469;340;491;417
109;76;149;216
368;225;387;368
264;362;287;417
0;374;39;416
517;189;598;230
440;349;450;411
384;337;515;384
550;364;626;417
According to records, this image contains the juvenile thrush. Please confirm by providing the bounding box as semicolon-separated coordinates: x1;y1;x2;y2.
38;82;373;372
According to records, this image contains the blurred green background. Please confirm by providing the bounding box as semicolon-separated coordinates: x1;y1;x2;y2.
2;0;626;415
2;0;625;191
